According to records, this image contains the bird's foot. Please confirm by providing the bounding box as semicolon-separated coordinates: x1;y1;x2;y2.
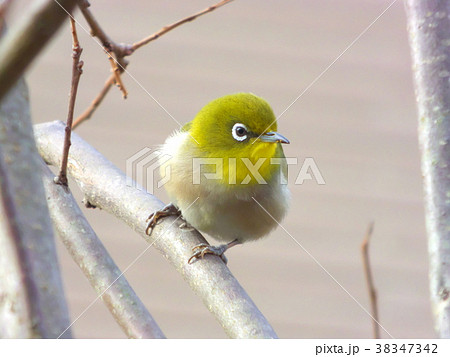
188;243;229;265
188;239;240;265
146;203;180;235
178;221;194;231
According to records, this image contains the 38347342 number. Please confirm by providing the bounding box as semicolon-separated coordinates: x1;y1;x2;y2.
375;344;438;354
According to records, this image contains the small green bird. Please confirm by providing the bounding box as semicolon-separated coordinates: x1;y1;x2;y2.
147;93;290;263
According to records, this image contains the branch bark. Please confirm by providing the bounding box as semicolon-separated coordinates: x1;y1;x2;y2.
0;0;78;103
0;112;33;338
56;17;83;186
0;80;71;338
42;161;165;338
34;120;278;339
406;0;450;338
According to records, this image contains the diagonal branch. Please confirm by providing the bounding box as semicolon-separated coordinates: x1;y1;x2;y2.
72;75;114;129
76;0;133;58
42;161;165;338
131;0;234;51
34;120;278;339
105;49;127;98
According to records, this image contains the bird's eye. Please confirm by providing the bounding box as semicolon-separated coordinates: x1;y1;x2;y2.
232;123;248;142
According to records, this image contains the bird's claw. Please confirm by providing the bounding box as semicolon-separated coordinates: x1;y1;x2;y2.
188;243;228;265
179;221;194;231
145;203;180;235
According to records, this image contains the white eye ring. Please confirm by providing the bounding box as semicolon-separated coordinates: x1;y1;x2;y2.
232;123;248;141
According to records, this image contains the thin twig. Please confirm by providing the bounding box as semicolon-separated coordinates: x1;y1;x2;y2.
361;221;380;339
73;0;234;128
76;0;129;101
131;0;234;51
106;49;127;98
72;75;114;128
42;162;165;338
77;0;133;57
55;17;83;186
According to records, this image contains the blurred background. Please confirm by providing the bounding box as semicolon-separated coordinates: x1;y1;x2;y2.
10;0;432;337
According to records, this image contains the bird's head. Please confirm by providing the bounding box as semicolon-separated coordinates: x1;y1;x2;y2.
188;93;289;187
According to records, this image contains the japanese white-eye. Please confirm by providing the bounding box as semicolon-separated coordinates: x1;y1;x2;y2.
147;93;290;263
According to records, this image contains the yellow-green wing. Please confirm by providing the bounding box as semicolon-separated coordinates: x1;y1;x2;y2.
181;121;192;132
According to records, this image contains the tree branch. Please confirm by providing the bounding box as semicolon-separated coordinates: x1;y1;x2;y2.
0;80;71;338
56;17;83;187
406;0;450;338
131;0;234;51
42;161;165;338
361;222;380;339
0;0;78;103
0;116;35;338
106;49;127;98
34;120;278;339
73;0;234;128
76;0;133;58
76;0;130;101
72;74;114;128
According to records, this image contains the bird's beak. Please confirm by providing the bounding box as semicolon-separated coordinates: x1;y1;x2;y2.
260;131;290;144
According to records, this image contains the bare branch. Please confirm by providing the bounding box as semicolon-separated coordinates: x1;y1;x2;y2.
106;50;127;98
74;0;234;128
405;0;450;338
56;17;83;187
0;81;71;338
34;120;278;339
72;74;114;128
131;0;234;51
361;222;380;339
76;0;132;57
76;0;129;101
0;0;77;102
42;161;165;338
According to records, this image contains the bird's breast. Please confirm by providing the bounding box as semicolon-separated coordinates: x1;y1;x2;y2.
159;130;290;242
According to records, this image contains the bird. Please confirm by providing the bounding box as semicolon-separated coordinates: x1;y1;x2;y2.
146;93;290;264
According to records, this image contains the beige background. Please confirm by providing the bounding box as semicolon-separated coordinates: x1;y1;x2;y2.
11;0;433;338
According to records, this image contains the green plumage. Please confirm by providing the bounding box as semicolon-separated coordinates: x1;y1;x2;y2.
157;93;291;262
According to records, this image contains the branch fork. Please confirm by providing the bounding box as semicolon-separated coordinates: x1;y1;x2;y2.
72;0;234;128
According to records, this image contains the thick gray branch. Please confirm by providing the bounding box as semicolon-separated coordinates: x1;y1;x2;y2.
41;161;165;338
0;81;71;338
0;0;77;102
0;119;31;338
406;0;450;337
34;121;277;339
